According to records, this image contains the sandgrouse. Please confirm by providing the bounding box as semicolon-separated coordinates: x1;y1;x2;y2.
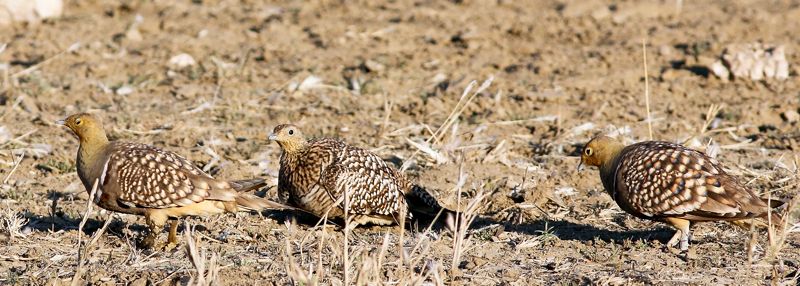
59;113;294;248
579;135;783;252
268;124;450;229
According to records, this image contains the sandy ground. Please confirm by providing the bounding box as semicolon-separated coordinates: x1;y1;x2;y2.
0;0;799;285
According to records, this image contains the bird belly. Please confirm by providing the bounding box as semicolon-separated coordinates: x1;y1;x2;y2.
350;214;396;226
158;200;228;218
295;185;343;219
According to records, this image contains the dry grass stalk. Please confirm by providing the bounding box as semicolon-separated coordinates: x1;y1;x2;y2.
71;179;113;286
402;77;493;171
0;203;27;239
71;215;113;286
284;201;342;284
641;38;653;140
355;233;391;284
682;104;724;145
400;206;454;284
487;115;558;126
446;77;492;140
10;42;80;80
74;179;99;249
450;156;489;277
283;236;318;285
343;181;351;286
377;95;394;146
766;190;799;260
1;150;23;184
185;222;220;286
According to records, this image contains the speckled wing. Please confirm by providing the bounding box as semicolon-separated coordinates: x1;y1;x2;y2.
318;141;406;216
103;142;231;209
615;141;767;220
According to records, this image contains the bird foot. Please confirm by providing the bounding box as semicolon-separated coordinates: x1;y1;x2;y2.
138;235;157;249
666;245;697;260
665;231;682;249
144;239;181;252
309;223;341;233
684;248;698;260
667;245;682;255
163;241;179;252
138;232;178;252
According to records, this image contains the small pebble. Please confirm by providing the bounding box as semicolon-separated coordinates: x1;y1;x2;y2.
168;53;197;69
115;85;134;96
782;110;799;123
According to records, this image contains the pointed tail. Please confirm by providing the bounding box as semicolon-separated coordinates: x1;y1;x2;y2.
728;197;786;230
762;197;786;228
765;197;786;208
228;179;268;192
407;184;445;214
235;193;299;212
406;184;457;231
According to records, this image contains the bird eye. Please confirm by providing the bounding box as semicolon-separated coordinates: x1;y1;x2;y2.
584;148;593;156
75;119;82;125
288;129;294;135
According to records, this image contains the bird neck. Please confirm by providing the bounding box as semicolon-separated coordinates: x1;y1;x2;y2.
77;130;110;173
279;139;307;155
597;143;625;194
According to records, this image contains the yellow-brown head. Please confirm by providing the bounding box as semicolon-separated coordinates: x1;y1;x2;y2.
57;113;109;145
579;135;626;170
269;124;307;154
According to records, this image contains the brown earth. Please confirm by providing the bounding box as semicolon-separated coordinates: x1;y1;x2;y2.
0;0;799;285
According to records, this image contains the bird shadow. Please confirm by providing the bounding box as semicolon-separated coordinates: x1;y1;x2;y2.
475;217;675;244
25;190;147;238
258;209;453;233
258;209;329;226
250;187;454;232
22;210;145;242
27;189;454;242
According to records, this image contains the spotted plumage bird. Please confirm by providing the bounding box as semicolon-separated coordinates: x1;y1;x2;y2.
58;113;295;248
579;135;783;252
268;124;452;229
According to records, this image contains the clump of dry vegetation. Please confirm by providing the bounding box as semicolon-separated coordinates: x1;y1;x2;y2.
0;204;27;241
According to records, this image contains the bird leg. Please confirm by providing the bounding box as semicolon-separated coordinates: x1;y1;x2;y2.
161;219;180;252
141;211;169;250
666;230;682;248
664;217;691;252
679;230;690;251
167;219;179;244
397;210;407;266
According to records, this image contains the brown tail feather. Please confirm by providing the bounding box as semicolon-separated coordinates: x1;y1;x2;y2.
728;211;785;230
763;197;786;228
767;212;784;228
229;179;268;192
729;219;767;230
235;193;299;212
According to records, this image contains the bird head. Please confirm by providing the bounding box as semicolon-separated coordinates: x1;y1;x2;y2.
56;113;108;143
578;135;625;171
269;124;306;153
